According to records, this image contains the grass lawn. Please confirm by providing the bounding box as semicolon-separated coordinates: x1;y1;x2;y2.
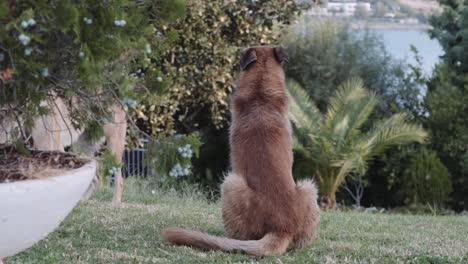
6;180;468;264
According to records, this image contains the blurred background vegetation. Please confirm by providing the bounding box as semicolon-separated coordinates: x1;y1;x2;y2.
1;0;466;213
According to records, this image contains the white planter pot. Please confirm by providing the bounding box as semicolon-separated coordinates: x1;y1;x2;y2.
0;160;96;258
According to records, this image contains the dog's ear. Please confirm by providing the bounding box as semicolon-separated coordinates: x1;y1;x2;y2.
240;48;257;71
274;47;289;64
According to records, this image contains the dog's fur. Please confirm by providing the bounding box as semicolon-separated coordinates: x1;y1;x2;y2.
163;46;320;256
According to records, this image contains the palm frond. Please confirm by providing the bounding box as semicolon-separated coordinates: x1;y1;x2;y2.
342;91;378;139
325;78;368;126
356;113;428;160
291;125;308;148
287;79;322;138
324;78;378;150
332;150;369;189
333;158;357;191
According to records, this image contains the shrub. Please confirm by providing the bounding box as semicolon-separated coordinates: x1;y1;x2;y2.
136;0;303;136
402;148;452;208
146;133;202;187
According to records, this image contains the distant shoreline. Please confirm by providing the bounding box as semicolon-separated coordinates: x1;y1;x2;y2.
351;21;432;30
304;15;434;30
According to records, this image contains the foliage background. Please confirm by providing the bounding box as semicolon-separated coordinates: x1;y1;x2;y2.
135;0;304;190
1;0;466;212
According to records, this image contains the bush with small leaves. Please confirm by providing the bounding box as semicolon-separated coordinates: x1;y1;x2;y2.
402;148;452;208
136;0;304;136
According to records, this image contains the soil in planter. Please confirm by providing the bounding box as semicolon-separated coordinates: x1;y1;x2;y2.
0;144;90;183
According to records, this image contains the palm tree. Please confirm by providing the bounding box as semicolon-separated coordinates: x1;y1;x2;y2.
288;79;428;210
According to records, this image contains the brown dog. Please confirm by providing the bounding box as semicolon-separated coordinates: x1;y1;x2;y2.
163;46;320;256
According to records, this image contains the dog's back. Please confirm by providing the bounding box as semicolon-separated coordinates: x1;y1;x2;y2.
230;46;294;193
227;46;299;236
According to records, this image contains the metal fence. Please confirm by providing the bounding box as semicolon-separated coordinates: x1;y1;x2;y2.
122;137;152;177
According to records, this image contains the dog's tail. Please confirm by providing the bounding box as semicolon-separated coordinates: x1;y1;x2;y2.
162;227;291;256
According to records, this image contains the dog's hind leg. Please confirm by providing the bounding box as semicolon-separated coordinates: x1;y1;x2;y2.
221;172;257;240
292;179;320;248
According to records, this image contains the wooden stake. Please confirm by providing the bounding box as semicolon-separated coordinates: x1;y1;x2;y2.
104;105;127;208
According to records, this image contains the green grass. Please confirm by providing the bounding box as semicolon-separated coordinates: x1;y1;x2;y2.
7;179;468;264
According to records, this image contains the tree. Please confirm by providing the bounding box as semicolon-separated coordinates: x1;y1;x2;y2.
0;0;181;131
424;65;468;210
429;1;468;76
282;18;403;117
288;79;428;209
0;0;186;207
425;0;468;210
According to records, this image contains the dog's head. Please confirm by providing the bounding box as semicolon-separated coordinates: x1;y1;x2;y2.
239;46;289;71
234;46;289;107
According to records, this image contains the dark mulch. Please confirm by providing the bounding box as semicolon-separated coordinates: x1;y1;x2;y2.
0;144;90;183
